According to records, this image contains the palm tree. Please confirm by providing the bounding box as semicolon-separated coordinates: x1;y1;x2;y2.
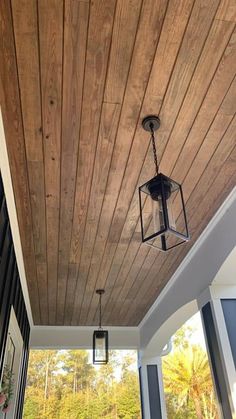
162;345;219;419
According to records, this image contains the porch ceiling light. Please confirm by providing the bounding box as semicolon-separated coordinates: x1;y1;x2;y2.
139;115;190;251
93;289;108;365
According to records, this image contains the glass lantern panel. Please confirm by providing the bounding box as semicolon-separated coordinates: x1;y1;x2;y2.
139;188;166;241
146;231;186;251
139;174;189;250
95;337;105;361
168;182;188;238
93;331;108;364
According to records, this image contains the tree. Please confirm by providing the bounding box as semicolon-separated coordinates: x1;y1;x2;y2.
23;350;141;419
58;351;95;393
163;325;220;419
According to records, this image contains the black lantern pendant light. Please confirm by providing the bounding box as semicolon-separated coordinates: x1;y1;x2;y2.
93;289;108;365
139;115;190;251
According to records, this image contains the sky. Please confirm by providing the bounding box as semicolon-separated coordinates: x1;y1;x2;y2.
184;311;207;349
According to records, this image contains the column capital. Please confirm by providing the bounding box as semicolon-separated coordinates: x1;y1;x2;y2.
198;284;236;310
138;351;162;368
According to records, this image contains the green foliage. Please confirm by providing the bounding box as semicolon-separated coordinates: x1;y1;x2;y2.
0;365;15;411
163;326;220;419
23;324;220;419
23;350;141;419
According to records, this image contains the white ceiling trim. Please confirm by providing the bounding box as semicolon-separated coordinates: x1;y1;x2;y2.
30;325;140;349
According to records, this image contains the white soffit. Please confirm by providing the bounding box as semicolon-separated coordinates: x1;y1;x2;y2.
30;326;140;349
213;246;236;285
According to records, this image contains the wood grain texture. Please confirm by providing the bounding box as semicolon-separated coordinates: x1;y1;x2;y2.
0;0;40;323
77;0;169;325
129;114;236;325
122;78;236;324
1;0;236;326
67;0;117;325
57;0;89;325
216;0;236;22
38;0;63;324
90;0;195;325
98;0;226;324
66;102;120;324
104;0;142;103
69;0;116;267
11;0;48;325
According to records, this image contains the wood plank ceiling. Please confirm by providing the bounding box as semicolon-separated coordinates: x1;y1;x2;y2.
0;0;236;326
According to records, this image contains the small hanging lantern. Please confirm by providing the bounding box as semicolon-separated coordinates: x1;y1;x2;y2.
93;289;108;365
139;115;190;251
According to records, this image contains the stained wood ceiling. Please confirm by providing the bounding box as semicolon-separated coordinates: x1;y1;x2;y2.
0;0;236;326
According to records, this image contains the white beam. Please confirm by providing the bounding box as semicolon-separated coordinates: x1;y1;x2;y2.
30;326;140;349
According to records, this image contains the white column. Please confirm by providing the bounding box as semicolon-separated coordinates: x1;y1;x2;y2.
198;285;236;418
138;353;167;419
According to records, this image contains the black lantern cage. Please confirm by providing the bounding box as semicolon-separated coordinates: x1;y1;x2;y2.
93;330;109;365
139;172;189;251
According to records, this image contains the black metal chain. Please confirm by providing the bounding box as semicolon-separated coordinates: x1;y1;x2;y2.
99;293;102;329
150;123;159;175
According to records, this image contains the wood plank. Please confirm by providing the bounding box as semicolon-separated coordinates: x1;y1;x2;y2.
101;236;148;324
64;0;141;325
171;29;236;183
134;149;236;325
216;0;236;22
38;0;63;325
36;262;48;324
121;77;236;324
104;0;142;103
74;0;170;325
11;0;48;325
0;0;41;323
64;102;120;324
64;263;78;323
176;77;236;206
2;0;236;326
105;28;236;324
85;0;193;325
56;0;89;325
86;0;215;325
128;115;236;325
65;0;116;325
88;0;222;325
104;30;236;321
160;19;235;176
69;0;116;266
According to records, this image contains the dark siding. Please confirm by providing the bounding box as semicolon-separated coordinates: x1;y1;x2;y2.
0;173;30;418
147;365;162;419
138;367;145;419
202;302;232;419
221;299;236;367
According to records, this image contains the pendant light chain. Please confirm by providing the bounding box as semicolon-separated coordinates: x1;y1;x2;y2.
150;123;159;175
99;292;102;329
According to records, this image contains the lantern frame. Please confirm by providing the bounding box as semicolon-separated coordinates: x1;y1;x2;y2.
139;172;190;251
139;115;190;251
93;289;109;365
93;329;109;365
